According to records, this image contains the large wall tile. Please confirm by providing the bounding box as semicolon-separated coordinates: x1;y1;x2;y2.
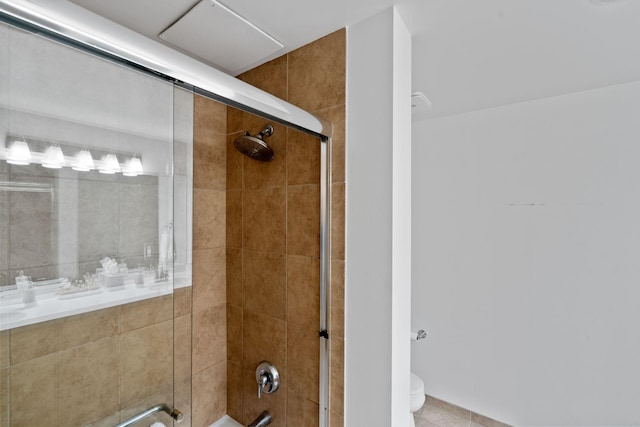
57;337;120;426
243;251;286;321
243;311;286;371
288;29;346;112
56;307;119;351
10;320;57;364
120;320;173;406
0;332;7;368
192;361;227;427
227;361;243;422
287;324;319;404
226;190;243;248
192;304;226;374
329;338;344;416
330;410;344;427
194;132;227;191
227;304;243;364
226;248;243;307
226;133;244;190
193;189;226;250
0;368;7;427
192;248;226;313
287;395;319;427
287;128;320;186
120;295;173;333
174;314;192;382
330;260;345;340
243;187;285;253
194;95;227;136
287;185;320;258
331;183;345;260
10;354;57;427
287;255;320;330
174;286;192;317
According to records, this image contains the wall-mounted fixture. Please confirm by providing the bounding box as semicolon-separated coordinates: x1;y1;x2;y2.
255;361;280;399
123;156;143;177
6;139;31;165
42;144;65;169
2;135;143;176
234;124;275;161
99;153;122;174
71;149;95;172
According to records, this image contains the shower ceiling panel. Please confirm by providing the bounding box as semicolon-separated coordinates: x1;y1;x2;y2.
158;0;284;75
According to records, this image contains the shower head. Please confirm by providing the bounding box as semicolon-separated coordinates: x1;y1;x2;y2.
234;124;274;161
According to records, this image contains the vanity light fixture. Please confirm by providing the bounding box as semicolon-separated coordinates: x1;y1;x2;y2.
71;149;95;171
6;139;32;165
99;153;121;174
123;156;143;177
42;144;66;168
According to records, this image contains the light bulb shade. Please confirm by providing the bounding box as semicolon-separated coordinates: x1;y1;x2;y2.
99;154;121;174
72;149;95;171
42;145;65;169
6;140;32;165
123;157;143;176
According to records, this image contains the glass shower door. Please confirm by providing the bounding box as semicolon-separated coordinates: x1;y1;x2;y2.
0;20;182;427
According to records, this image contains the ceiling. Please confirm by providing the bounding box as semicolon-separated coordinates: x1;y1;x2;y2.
69;0;640;121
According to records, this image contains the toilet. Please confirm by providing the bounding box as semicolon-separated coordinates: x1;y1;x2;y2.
409;372;426;427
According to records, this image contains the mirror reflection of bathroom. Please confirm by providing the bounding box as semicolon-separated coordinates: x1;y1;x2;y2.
0;34;182;310
0;21;188;427
0;27;184;326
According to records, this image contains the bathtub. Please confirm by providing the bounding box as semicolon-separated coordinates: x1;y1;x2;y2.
209;415;243;427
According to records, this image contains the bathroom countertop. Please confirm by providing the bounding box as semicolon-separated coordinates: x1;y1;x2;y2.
0;273;191;331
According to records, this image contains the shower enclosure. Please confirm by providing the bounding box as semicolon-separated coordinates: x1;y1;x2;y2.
0;1;341;426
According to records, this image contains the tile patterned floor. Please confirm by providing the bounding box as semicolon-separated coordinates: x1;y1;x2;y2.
414;396;512;427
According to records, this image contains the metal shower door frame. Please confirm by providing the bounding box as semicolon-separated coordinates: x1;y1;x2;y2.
0;1;333;425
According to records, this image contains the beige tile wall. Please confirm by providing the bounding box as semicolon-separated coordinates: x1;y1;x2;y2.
0;294;181;427
189;95;229;427
226;28;346;427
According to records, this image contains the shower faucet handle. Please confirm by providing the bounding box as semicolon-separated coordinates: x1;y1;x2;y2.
258;373;268;399
255;361;280;399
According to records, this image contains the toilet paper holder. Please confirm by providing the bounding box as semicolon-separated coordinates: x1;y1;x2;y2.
411;329;427;341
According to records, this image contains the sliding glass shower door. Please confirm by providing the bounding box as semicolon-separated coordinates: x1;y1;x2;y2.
0;21;189;426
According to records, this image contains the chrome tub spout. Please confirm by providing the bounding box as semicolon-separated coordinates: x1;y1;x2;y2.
248;410;272;427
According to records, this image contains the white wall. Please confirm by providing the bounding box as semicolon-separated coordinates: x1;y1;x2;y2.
411;81;640;426
346;7;412;427
391;9;412;427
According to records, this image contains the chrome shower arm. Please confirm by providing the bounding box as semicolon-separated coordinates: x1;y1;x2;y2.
114;403;183;427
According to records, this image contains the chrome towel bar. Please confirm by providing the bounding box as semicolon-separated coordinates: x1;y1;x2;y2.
114;403;183;427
